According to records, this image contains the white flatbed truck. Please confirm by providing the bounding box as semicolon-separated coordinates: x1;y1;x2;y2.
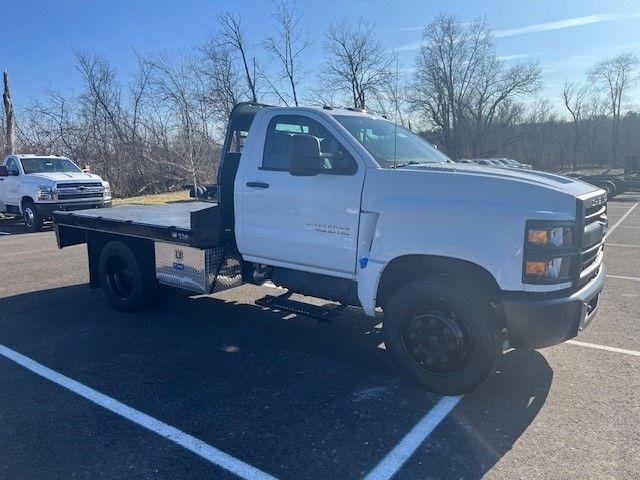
54;103;608;394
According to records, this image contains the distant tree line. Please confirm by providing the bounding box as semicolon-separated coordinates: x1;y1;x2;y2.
2;3;639;196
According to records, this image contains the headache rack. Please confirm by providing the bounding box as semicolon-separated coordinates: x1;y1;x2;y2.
576;191;607;286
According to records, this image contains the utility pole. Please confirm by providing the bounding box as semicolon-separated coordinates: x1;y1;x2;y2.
3;70;15;155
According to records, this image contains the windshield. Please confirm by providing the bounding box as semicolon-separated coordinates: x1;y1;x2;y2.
334;115;451;167
20;157;82;175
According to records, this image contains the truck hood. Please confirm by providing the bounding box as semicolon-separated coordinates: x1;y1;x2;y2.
406;163;598;197
24;172;104;184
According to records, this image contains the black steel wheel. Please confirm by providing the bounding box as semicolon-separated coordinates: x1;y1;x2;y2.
98;240;156;312
383;276;502;395
401;307;470;376
104;256;135;300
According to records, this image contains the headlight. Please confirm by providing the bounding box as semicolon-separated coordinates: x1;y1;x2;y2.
103;183;112;199
523;221;577;284
37;186;54;201
526;225;574;248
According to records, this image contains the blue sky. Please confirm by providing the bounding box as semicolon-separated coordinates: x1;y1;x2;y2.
2;0;640;113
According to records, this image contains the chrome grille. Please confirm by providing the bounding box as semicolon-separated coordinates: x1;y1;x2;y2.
54;182;105;202
578;192;607;285
56;182;102;189
56;192;104;200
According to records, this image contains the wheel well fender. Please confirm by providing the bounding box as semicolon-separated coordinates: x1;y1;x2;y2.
20;196;34;212
376;255;502;309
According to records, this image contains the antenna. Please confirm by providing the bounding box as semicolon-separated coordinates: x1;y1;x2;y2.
393;58;399;169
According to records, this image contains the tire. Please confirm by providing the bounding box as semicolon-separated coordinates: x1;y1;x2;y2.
98;240;157;312
383;276;502;395
22;199;43;232
602;181;617;199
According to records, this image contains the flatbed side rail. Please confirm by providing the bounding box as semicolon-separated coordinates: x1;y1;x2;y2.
53;211;219;249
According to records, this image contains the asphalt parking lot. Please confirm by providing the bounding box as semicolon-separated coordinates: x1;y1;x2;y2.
1;196;639;480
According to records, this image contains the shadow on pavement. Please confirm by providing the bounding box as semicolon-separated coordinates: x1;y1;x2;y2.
0;215;54;235
408;348;552;479
0;283;552;480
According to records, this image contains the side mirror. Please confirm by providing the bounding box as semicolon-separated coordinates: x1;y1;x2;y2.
0;166;8;177
289;134;324;176
82;165;91;174
331;151;357;175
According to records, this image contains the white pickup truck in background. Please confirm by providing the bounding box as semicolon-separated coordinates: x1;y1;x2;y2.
53;103;608;394
0;154;112;231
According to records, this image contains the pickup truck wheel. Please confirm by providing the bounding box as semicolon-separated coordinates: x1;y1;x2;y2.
383;277;501;395
601;181;617;199
22;200;43;232
99;240;156;312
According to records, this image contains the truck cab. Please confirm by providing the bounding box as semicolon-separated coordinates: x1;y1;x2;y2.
53;103;607;395
0;154;112;231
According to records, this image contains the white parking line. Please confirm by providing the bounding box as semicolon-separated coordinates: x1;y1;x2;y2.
364;396;461;480
565;340;640;357
607;274;640;282
0;344;278;480
606;243;640;248
605;202;639;239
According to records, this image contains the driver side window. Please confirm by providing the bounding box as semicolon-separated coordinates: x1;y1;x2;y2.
6;158;20;175
262;115;357;174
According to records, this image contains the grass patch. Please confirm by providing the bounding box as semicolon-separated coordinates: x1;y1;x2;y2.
113;190;191;206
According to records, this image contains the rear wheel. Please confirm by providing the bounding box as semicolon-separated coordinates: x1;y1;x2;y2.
99;240;157;312
22;199;43;232
383;276;502;395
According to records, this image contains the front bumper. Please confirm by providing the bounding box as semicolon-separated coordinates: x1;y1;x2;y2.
503;264;605;349
36;201;112;217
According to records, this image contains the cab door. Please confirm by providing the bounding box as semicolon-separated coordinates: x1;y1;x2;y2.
239;112;365;278
1;158;21;206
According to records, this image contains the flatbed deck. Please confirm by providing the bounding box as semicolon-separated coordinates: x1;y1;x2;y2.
53;201;222;248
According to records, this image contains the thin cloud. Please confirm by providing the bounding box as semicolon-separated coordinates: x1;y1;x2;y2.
497;53;540;61
615;40;640;50
390;26;423;33
395;12;639;52
494;13;639;38
395;41;424;52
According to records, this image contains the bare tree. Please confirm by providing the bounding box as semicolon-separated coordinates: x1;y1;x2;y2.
75;50;126;143
144;53;201;194
3;71;15;154
466;59;540;156
584;92;609;167
588;52;640;167
411;15;490;158
561;80;591;170
374;68;409;126
199;36;242;122
217;11;258;103
262;0;310;106
323;19;394;109
411;14;540;158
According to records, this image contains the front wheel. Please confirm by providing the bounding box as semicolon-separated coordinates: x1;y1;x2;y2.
22;200;44;232
383;276;502;395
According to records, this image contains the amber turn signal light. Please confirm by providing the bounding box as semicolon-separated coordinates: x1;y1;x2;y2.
525;260;547;276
